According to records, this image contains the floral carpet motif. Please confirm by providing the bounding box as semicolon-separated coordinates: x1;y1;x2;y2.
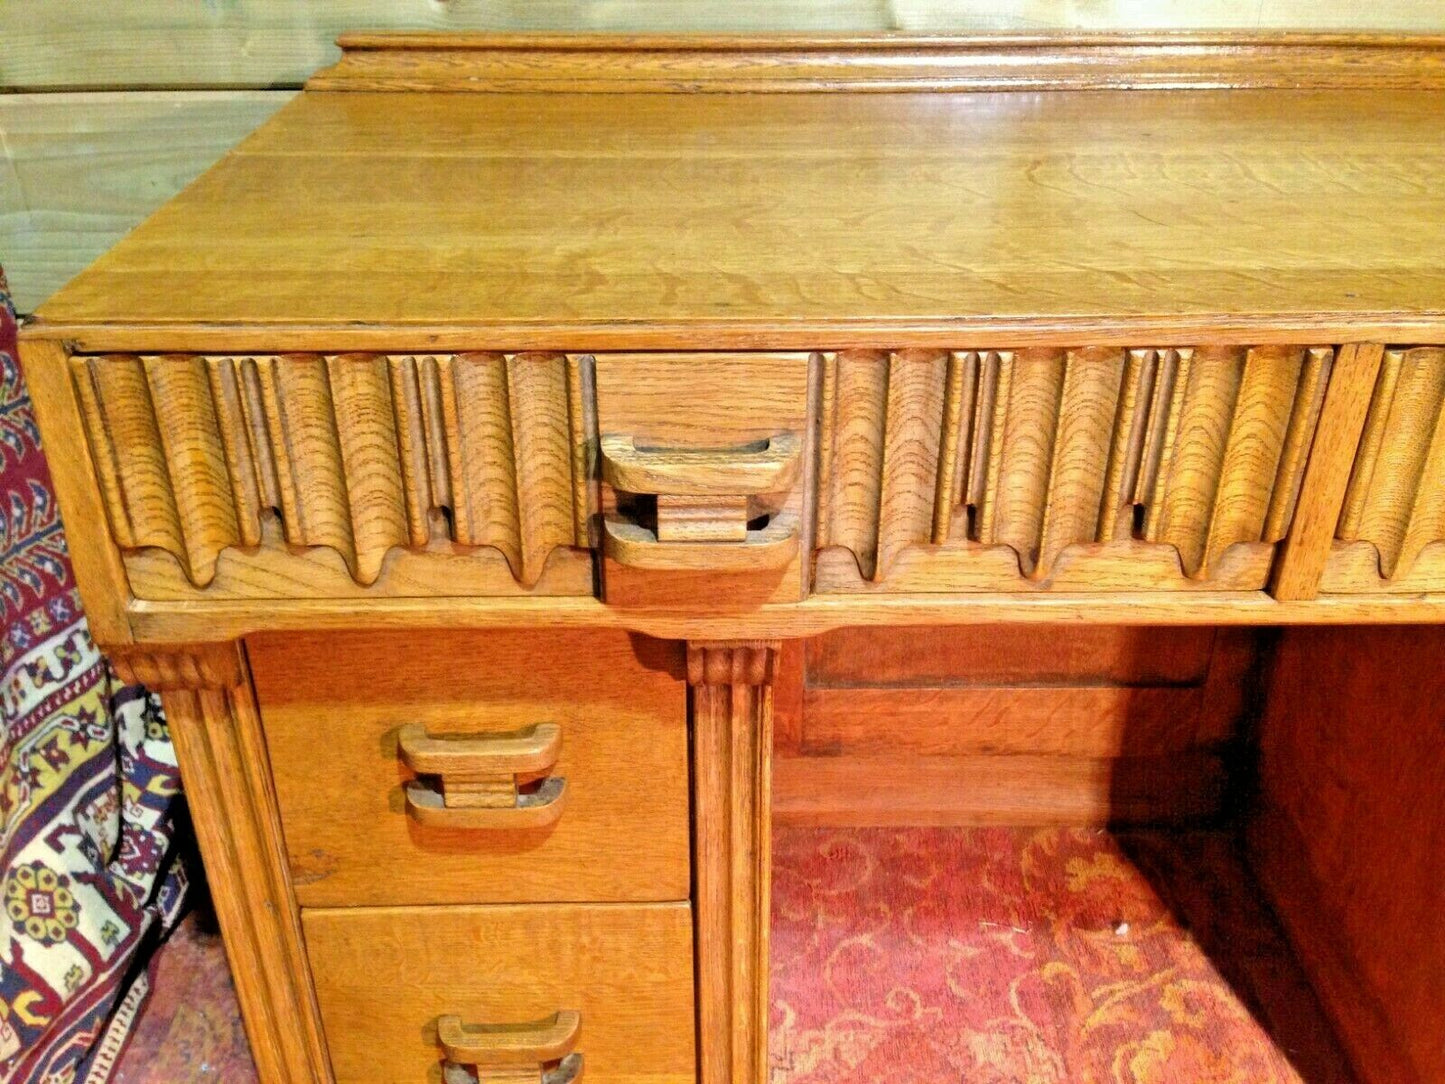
0;270;185;1082
770;827;1353;1084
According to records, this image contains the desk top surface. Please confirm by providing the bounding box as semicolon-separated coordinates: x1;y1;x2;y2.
33;56;1445;343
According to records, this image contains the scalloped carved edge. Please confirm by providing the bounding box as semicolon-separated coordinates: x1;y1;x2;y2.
1334;346;1445;584
308;32;1445;93
815;346;1333;588
72;353;595;592
1323;539;1445;594
67;344;1355;601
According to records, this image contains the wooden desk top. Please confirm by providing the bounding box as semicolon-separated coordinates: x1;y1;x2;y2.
32;35;1445;348
21;35;1445;647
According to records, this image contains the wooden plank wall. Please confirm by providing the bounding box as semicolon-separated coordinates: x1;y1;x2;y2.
2;1;1442;314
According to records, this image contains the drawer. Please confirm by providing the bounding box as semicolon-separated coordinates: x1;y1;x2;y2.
72;352;597;601
592;353;812;605
303;902;695;1084
250;629;689;906
813;345;1335;593
1322;346;1445;594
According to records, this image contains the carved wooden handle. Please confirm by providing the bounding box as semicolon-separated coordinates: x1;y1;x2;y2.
438;1011;583;1084
601;432;801;570
399;723;567;829
603;516;799;572
601;432;800;495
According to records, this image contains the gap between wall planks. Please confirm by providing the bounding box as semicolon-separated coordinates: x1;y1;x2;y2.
0;92;293;315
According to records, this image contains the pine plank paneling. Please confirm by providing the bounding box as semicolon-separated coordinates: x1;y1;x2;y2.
0;91;293;313
0;1;892;90
890;0;1445;31
4;2;1442;90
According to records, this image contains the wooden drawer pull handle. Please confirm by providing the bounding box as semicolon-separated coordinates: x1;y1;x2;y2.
438;1010;583;1084
601;431;802;570
601;432;800;496
399;723;568;830
603;514;799;572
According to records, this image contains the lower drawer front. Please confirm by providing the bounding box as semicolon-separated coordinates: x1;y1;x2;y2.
252;630;690;906
304;902;696;1084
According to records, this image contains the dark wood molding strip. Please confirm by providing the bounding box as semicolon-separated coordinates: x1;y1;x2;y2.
308;32;1445;93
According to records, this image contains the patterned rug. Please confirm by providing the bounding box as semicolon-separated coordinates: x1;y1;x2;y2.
0;269;186;1082
771;827;1353;1084
112;827;1350;1083
109;909;252;1084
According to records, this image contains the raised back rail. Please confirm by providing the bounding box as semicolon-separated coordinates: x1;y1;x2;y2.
308;31;1445;93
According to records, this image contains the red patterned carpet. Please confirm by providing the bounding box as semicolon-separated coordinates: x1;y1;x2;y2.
110;911;255;1084
115;828;1352;1083
771;828;1352;1084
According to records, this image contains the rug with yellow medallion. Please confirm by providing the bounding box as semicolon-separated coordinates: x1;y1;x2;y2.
0;269;186;1083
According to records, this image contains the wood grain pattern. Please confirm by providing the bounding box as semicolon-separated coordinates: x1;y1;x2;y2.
15;338;134;642
302;902;696;1084
596;353;812;605
1271;343;1386;600
21;36;1445;1084
806;624;1216;686
1248;626;1445;1084
311;32;1445;93
773;750;1227;826
787;624;1255;826
27;86;1445;344
70;353;594;597
116;590;1445;648
817;345;1332;590
249;629;689;907
1327;347;1445;591
147;643;329;1084
0;91;293;313
9;6;1445;90
689;641;777;1084
800;685;1216;757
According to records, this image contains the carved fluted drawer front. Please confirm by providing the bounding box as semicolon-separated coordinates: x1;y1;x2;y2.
249;630;689;906
302;902;695;1084
1321;347;1445;593
70;352;596;600
814;345;1334;592
593;353;812;605
71;345;1357;602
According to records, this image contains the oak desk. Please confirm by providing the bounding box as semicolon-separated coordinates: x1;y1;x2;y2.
20;33;1445;1084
